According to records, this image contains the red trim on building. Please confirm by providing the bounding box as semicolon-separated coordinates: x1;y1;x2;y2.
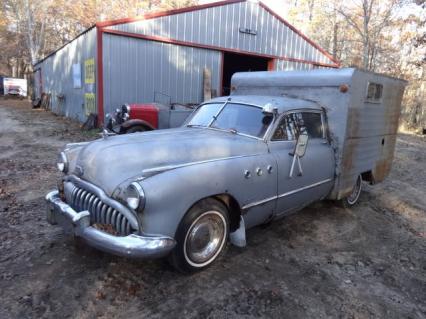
96;27;105;126
219;51;224;96
96;0;245;28
258;2;340;66
103;29;338;68
96;0;338;66
267;59;276;71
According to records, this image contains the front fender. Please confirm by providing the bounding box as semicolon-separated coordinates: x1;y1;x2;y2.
138;153;277;238
121;119;155;131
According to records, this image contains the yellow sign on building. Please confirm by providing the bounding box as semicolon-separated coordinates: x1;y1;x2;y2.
84;58;95;84
85;93;96;115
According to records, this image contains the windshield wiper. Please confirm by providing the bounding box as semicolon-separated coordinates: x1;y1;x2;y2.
211;126;238;135
186;124;205;128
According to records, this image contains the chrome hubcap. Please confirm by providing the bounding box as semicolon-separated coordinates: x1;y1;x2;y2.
184;211;226;267
347;175;362;205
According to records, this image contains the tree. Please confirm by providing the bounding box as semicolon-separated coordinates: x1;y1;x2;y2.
0;0;197;77
285;0;425;130
336;0;400;70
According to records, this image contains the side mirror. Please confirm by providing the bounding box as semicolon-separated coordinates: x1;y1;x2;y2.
294;132;309;157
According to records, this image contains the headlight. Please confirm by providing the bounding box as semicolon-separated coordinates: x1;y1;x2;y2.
122;104;130;113
57;152;68;173
125;182;145;211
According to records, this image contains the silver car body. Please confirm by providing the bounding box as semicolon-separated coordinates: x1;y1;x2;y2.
46;68;406;258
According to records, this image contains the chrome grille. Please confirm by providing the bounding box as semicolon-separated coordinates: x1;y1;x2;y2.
70;186;132;236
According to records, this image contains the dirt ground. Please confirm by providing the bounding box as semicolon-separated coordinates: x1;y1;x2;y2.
0;99;425;319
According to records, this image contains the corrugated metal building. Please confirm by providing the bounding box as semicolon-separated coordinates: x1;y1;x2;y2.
33;0;339;124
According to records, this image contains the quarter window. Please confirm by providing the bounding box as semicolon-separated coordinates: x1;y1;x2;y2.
366;82;383;102
272;111;324;141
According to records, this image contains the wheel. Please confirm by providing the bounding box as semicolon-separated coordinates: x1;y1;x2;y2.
170;198;229;273
340;174;362;208
124;125;148;134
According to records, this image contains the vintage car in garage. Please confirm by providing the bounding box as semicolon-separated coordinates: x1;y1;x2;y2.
46;68;406;272
106;103;194;134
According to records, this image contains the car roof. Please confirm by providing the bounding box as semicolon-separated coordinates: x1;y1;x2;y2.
206;95;322;114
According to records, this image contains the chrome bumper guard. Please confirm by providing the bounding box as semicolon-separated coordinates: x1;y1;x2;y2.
46;190;176;259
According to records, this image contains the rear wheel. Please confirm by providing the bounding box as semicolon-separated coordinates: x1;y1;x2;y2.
170;198;229;273
340;174;362;208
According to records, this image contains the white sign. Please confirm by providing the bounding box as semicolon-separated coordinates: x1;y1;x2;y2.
72;63;82;88
3;78;27;96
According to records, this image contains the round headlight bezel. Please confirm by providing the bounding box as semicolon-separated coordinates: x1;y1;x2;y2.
57;151;68;173
126;182;145;211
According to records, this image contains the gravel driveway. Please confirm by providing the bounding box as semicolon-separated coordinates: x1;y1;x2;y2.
0;99;425;318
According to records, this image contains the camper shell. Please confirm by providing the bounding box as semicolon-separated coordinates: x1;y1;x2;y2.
231;68;407;200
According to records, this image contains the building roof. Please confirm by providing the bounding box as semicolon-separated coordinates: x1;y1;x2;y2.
35;0;339;67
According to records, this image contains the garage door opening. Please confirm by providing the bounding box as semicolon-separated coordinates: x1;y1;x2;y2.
221;52;273;96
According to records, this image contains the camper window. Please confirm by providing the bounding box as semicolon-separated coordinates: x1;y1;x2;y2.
366;82;383;102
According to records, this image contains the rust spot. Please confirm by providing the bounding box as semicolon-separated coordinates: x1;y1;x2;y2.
339;84;349;93
93;223;118;235
341;138;359;172
373;158;392;182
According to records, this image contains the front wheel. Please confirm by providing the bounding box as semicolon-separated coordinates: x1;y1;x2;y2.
124;125;149;134
340;174;362;207
170;198;229;273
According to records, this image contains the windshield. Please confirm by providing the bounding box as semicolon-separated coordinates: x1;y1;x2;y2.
186;102;272;138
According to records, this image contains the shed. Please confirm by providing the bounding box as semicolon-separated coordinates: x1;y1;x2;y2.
33;0;339;125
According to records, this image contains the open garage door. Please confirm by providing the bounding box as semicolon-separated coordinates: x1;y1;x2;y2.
221;52;273;96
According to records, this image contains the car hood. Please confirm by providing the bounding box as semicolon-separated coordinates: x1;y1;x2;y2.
72;127;266;196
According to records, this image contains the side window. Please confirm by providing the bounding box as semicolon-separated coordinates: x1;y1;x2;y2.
272;111;324;141
299;112;323;139
366;82;383;102
272;115;297;141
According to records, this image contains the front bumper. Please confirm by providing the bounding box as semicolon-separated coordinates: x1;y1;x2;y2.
45;190;176;259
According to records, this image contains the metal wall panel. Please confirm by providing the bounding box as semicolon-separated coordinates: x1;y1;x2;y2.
35;28;97;122
276;60;314;71
107;1;335;66
102;33;221;116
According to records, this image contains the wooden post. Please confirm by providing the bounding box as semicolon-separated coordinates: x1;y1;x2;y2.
203;68;212;101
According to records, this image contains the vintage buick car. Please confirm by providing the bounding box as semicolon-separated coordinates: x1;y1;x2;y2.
46;68;406;272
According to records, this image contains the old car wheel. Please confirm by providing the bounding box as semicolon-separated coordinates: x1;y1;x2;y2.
170;198;229;273
341;175;362;207
125;125;148;134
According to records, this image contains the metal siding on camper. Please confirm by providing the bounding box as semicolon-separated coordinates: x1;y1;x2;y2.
230;68;406;200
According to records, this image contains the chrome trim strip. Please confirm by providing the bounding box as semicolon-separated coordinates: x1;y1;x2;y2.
242;178;333;210
277;178;333;198
142;154;259;175
242;195;277;210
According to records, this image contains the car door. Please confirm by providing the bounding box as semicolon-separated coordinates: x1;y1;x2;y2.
268;110;335;216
